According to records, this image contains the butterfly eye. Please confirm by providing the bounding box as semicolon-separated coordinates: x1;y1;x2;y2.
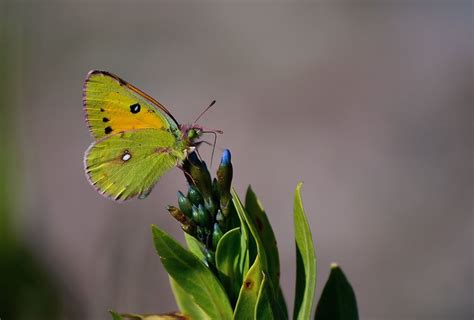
188;129;197;139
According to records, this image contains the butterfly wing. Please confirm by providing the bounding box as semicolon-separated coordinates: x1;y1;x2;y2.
83;70;180;140
84;128;186;201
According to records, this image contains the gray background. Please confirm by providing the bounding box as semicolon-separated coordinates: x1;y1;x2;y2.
3;1;472;319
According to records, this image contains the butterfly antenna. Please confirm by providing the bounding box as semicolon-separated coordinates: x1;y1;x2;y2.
193;100;216;124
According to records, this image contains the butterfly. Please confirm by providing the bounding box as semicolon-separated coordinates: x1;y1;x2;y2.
83;70;219;201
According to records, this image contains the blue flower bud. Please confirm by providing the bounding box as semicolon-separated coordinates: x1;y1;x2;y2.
217;150;233;217
221;149;231;166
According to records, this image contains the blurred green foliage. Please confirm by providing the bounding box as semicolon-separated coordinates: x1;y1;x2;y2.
0;4;61;319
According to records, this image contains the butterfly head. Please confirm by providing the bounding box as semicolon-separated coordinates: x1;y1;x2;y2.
186;127;202;140
180;123;223;146
180;124;203;144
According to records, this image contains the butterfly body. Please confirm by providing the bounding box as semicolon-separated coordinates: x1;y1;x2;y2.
83;70;206;201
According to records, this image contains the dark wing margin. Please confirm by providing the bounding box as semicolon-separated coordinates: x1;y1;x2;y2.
83;70;180;126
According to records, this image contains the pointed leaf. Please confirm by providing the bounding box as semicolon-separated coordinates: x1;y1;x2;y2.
245;186;279;283
234;204;251;278
110;311;124;320
184;233;205;261
245;186;288;318
232;189;268;271
255;273;273;319
169;277;208;319
293;182;317;320
233;256;264;319
152;225;232;320
315;264;359;320
232;189;287;319
215;227;244;304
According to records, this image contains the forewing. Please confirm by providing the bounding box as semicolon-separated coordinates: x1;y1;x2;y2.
84;128;186;201
83;70;180;140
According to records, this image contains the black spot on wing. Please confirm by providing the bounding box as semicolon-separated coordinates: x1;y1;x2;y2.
130;103;141;114
105;126;113;134
102;117;109;122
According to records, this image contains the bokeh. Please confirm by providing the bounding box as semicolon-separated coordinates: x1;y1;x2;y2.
0;2;472;320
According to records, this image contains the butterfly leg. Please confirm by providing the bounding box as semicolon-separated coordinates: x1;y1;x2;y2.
177;164;196;185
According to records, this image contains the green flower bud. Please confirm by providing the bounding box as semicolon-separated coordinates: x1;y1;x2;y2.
188;185;203;205
204;197;217;217
204;248;215;266
212;178;220;200
184;155;213;198
212;223;223;249
196;226;206;243
177;191;193;218
192;204;210;227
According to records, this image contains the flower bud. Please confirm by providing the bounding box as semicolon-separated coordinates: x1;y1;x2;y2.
212;178;220;199
188;185;203;205
187;160;213;199
221;149;231;166
196;226;206;243
204;197;217;217
192;204;210;227
212;223;223;249
167;206;195;236
216;209;224;224
177;191;193;218
217;149;233;217
204;248;215;266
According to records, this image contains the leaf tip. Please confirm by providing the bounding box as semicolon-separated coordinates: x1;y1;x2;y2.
296;181;304;192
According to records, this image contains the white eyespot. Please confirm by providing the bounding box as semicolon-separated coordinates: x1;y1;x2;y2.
122;152;131;161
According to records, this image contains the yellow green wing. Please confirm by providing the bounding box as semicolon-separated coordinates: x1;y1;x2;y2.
84;128;186;201
83;70;180;140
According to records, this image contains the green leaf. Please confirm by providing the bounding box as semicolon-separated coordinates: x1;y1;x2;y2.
234;202;250;281
314;264;359;320
293;182;317;320
233;256;264;319
169;277;208;319
233;189;288;319
152;225;233;320
245;186;288;318
215;227;244;304
232;189;268;271
184;233;205;261
110;311;124;320
255;273;273;319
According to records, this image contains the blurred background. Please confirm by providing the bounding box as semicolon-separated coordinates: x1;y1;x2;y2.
0;1;472;320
